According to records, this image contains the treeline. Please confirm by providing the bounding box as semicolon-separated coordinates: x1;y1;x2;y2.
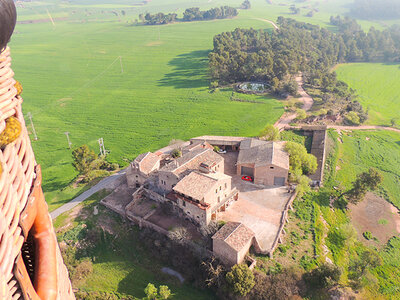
210;16;400;87
140;12;177;25
183;6;238;21
138;6;238;25
350;0;400;20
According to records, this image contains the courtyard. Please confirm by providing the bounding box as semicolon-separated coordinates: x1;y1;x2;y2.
217;152;293;253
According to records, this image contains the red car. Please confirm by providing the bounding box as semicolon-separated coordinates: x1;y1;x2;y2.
241;175;253;182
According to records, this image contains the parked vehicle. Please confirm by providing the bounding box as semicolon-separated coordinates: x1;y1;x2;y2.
241;175;253;182
217;149;227;154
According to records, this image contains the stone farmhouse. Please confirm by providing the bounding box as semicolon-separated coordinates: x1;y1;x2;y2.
212;222;255;267
121;136;292;266
191;136;289;186
237;139;289;186
126;152;161;188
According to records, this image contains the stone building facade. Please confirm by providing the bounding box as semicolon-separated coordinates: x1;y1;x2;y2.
212;222;255;266
126;152;160;188
237;139;289;186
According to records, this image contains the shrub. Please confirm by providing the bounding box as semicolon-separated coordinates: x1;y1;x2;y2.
226;264;255;296
344;111;360;125
296;108;307;120
304;263;341;289
259;124;280;141
363;231;373;240
171;148;182;158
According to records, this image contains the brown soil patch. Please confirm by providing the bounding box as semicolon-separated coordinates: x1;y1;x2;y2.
349;192;400;247
146;41;164;47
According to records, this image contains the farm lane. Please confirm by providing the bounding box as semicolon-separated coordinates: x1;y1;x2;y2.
274;74;314;130
50;169;126;219
253;18;279;30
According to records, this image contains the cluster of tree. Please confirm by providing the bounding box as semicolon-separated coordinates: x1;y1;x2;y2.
72;145;119;182
350;0;400;20
143;283;171;300
240;0;251;10
139;12;177;25
183;6;238;21
209;17;400;120
138;6;238;25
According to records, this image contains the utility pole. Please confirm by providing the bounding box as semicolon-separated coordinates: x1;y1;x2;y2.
27;112;38;141
98;138;106;156
119;56;124;74
64;132;72;149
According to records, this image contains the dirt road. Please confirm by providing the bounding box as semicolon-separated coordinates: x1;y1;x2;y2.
253;18;279;30
274;75;313;130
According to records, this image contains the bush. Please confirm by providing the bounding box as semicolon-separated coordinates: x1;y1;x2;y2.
259;124;280;141
171;148;182;158
226;264;255;296
304;263;341;289
344;111;360;125
296;109;307;120
363;231;373;240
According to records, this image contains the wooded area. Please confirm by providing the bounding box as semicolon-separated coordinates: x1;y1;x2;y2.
139;6;238;25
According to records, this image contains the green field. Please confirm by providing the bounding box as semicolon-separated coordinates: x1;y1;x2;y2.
11;0;400;210
336;63;400;126
334;129;400;210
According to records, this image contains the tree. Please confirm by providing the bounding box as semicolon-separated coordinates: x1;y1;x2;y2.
144;283;158;300
158;286;171;299
72;145;97;174
346;168;383;204
143;283;172;300
296;109;307;120
349;249;382;289
391;117;398;127
304;263;341;289
226;264;255;296
241;0;251;9
285;141;318;177
344;111;360;125
259;125;280;141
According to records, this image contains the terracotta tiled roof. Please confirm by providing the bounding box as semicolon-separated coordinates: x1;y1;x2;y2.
173;171;220;201
212;222;255;252
161;148;223;176
238;139;289;170
134;152;160;175
191;136;247;142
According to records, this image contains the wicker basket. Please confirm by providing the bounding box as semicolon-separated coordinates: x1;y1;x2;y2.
0;46;75;299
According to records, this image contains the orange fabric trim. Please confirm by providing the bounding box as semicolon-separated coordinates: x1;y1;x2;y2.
17;165;58;300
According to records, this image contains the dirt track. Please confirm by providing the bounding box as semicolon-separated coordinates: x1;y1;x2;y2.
274;75;313;130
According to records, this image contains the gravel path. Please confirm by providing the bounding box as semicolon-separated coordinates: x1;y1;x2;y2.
50;169;126;219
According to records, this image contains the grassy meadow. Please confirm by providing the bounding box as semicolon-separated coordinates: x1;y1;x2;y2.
336;63;400;126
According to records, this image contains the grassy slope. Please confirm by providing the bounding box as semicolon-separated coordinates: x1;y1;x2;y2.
320;129;400;298
336;63;400;126
334;130;400;209
55;191;215;299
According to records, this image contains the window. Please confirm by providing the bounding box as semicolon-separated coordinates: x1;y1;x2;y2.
136;175;138;178
218;196;220;203
219;186;221;191
270;166;275;169
182;201;186;207
215;189;217;194
225;183;227;189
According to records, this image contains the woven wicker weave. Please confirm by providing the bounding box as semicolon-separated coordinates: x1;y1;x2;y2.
0;46;75;299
